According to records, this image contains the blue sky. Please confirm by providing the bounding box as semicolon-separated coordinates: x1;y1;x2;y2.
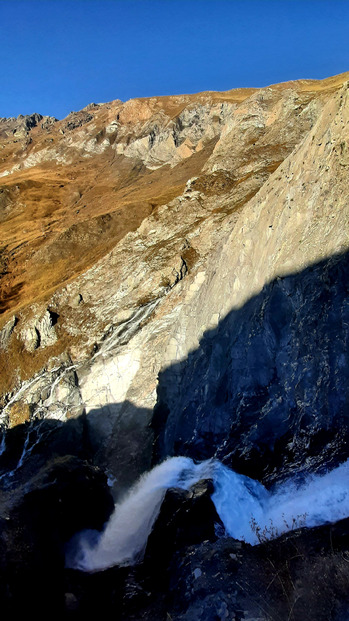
1;0;349;119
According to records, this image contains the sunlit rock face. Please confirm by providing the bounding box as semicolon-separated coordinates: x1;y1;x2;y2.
1;71;349;618
0;72;349;491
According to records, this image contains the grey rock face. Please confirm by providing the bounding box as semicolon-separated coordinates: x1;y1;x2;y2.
64;111;94;131
121;102;232;169
0;75;349;618
1;76;348;489
0;113;45;139
20;308;58;352
0;316;17;350
153;252;349;482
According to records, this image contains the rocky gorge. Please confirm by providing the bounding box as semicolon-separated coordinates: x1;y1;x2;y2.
0;71;349;618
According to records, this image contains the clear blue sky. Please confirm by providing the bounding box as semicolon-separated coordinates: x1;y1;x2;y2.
1;0;348;120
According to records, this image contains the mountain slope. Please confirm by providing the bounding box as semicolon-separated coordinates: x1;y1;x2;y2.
0;71;349;618
0;72;348;413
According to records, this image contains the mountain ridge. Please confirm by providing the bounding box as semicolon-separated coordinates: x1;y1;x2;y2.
0;70;348;411
0;70;349;618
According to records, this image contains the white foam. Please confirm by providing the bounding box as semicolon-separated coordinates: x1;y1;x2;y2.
66;456;213;572
66;457;349;571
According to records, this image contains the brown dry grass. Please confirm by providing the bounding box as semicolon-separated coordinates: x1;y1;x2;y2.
1;71;348;325
0;132;217;324
0;71;348;399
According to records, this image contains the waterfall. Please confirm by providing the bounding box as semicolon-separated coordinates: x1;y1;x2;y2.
66;456;214;572
212;459;349;543
66;456;349;572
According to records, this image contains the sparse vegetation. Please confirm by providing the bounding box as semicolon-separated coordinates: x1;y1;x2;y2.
245;518;349;620
250;513;308;544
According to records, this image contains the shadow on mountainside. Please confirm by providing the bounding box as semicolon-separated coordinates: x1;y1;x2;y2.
152;248;349;483
0;250;349;616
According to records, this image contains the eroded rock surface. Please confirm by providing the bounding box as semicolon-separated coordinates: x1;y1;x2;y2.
0;72;349;617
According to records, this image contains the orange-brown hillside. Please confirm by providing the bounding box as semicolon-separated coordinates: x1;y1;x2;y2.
1;73;348;325
0;71;349;400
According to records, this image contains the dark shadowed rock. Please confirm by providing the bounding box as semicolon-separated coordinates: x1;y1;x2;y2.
144;479;222;576
153;252;349;485
0;455;114;615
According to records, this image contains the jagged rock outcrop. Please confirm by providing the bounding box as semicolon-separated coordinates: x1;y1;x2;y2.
0;71;349;617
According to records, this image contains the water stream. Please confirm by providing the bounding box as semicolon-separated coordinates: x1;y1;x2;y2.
66;456;349;572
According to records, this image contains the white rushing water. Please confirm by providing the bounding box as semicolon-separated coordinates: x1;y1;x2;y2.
212;458;349;543
66;456;213;572
66;456;349;572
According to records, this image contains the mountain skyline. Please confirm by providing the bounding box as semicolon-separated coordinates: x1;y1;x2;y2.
1;0;349;120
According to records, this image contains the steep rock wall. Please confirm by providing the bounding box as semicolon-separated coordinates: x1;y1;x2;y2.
0;73;349;618
0;74;348;494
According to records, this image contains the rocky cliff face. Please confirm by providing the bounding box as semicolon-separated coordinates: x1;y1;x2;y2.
0;72;349;618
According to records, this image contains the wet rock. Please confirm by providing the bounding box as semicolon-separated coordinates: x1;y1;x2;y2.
145;479;222;575
0;414;90;482
161;521;349;621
